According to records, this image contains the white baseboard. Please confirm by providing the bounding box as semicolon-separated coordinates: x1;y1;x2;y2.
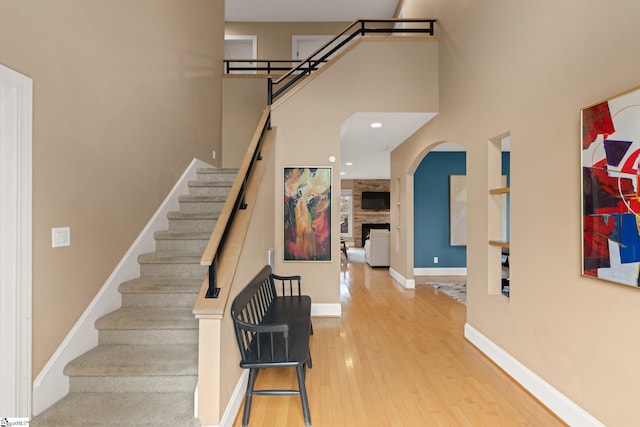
32;158;212;416
389;267;415;289
216;370;249;427
414;267;467;276
464;323;605;427
311;303;341;317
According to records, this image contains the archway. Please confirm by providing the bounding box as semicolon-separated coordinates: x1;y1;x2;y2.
411;141;468;288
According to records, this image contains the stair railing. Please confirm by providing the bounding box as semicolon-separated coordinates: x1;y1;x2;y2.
268;18;436;105
200;106;271;298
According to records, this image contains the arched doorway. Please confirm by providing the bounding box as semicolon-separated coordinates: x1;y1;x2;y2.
412;141;468;296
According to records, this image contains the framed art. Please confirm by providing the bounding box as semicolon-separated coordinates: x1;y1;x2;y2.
582;85;640;287
283;167;332;261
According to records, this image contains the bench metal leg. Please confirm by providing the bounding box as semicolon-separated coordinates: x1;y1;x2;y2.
243;368;259;427
296;364;312;427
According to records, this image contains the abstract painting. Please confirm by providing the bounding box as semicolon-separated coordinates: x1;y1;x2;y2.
284;167;332;261
582;86;640;287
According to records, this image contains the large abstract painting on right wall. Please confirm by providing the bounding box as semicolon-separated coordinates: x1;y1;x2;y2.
582;86;640;287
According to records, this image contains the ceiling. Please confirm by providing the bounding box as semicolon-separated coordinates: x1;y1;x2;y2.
226;0;452;180
340;113;436;179
225;0;399;22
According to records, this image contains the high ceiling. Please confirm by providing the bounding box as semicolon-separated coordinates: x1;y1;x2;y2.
225;0;399;22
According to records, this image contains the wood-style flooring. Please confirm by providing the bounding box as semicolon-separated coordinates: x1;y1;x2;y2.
232;261;565;426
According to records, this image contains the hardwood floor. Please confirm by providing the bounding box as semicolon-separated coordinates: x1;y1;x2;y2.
232;261;565;426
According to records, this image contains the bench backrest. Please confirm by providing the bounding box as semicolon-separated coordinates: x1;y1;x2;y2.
231;265;280;363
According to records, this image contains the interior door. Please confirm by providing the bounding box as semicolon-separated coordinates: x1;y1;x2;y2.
224;36;257;74
292;35;351;71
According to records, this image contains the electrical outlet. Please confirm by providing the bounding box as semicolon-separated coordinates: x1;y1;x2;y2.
434;256;439;264
212;150;216;159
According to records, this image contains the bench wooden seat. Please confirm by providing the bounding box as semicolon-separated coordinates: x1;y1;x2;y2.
231;265;313;427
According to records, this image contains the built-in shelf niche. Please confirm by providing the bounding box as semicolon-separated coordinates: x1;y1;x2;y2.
488;133;510;298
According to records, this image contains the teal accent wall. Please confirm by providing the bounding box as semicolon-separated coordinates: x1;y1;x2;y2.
414;152;510;268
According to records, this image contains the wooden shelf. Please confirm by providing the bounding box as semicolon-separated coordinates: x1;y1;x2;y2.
489;187;510;195
489;240;510;248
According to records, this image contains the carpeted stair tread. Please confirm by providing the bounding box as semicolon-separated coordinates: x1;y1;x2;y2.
96;307;197;331
188;180;233;187
138;252;202;264
64;344;197;377
178;195;227;202
196;167;238;174
119;277;202;294
30;392;200;426
154;230;211;240
167;211;219;220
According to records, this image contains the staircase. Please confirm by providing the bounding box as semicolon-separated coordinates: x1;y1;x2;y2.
31;168;237;427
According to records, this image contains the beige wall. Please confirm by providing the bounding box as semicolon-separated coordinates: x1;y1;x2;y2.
271;37;438;304
221;22;352;169
0;1;224;377
222;76;268;168
225;22;350;60
393;0;640;424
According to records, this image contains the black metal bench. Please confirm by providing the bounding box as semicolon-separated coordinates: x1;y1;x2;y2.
231;265;313;427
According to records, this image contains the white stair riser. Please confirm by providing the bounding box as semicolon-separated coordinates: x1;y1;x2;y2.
98;329;198;345
69;375;197;393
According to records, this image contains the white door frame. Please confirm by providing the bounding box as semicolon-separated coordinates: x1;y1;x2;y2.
224;35;258;74
291;35;351;73
0;63;33;418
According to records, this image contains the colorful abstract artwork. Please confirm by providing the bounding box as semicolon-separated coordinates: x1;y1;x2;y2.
582;86;640;287
284;167;332;261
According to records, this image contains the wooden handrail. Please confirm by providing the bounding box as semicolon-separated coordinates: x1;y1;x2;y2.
200;106;271;297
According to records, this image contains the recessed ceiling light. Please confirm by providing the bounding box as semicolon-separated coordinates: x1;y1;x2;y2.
345;162;353;166
370;122;382;128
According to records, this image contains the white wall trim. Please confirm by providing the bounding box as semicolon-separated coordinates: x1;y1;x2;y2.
32;158;212;416
311;303;341;317
464;323;605;427
216;370;249;427
414;267;467;276
389;267;415;289
0;64;33;418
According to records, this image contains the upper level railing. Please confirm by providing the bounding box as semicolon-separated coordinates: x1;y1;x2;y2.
223;59;325;75
267;18;436;105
